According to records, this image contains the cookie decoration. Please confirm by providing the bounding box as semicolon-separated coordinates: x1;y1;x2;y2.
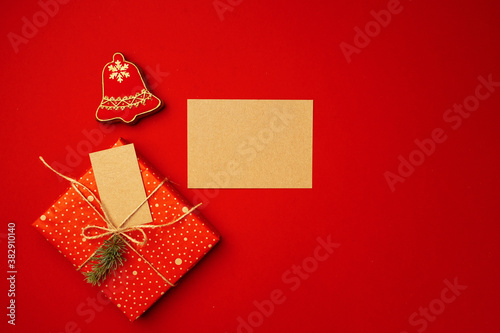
96;52;163;124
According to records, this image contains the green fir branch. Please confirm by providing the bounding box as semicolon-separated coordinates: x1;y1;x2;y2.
85;234;126;286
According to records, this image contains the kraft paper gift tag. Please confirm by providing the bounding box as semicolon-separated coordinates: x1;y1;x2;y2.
89;144;152;228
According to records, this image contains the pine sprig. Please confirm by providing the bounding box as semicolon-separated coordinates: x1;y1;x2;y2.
85;235;126;286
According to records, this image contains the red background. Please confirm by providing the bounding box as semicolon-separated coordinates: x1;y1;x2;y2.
1;0;500;332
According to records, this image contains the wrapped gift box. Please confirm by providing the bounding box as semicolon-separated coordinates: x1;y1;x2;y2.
33;138;220;321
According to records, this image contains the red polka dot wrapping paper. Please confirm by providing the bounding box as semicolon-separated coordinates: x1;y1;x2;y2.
32;138;220;321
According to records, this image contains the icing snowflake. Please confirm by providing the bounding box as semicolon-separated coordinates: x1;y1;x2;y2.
108;60;130;83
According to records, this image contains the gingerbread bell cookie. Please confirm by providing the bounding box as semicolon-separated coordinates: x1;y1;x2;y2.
96;53;163;124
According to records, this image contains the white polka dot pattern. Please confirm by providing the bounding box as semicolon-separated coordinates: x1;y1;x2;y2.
32;139;220;321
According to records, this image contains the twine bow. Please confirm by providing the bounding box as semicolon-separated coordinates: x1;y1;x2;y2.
39;156;200;286
81;202;201;246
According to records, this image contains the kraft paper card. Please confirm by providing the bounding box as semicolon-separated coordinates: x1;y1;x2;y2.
89;144;152;228
187;99;313;188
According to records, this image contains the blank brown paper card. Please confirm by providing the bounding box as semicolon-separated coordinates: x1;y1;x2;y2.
187;99;313;188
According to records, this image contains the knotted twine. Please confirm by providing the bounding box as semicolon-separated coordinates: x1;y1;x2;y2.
39;157;201;287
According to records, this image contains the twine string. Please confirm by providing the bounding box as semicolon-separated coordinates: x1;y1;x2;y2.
121;238;175;287
39;157;114;228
